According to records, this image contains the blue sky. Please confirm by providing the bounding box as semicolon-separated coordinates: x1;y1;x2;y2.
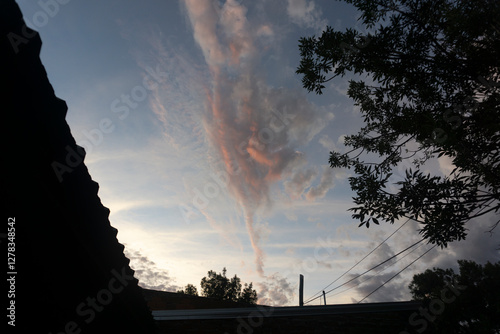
17;0;499;306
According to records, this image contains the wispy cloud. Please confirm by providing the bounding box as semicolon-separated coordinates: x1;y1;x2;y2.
125;246;180;292
286;0;327;32
284;168;317;200
122;0;335;281
181;0;334;276
306;165;335;201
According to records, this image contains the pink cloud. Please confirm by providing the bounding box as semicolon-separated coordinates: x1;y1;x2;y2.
182;0;335;277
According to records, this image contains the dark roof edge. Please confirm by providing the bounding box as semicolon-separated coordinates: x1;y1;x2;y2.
152;301;422;320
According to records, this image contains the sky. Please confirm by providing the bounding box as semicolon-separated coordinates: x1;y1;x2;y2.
17;0;499;306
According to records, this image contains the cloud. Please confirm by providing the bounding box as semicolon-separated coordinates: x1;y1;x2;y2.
256;273;295;306
438;154;456;176
124;246;180;292
349;272;408;303
283;164;335;201
338;241;427;303
286;0;327;31
198;207;244;251
306;165;335;201
179;0;334;277
318;134;336;151
318;133;346;153
122;0;335;282
328;214;500;304
426;216;500;271
284;168;317;199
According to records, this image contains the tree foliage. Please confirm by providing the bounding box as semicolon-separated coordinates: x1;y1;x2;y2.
408;260;500;333
297;0;500;247
200;268;258;304
177;283;198;296
240;282;258;304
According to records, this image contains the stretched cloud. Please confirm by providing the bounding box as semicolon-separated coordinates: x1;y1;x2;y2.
124;0;334;279
181;0;335;277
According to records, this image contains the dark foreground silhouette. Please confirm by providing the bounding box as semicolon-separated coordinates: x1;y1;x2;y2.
2;1;157;333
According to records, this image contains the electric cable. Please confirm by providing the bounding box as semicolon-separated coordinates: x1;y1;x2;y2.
304;237;424;305
326;240;426;301
303;218;411;304
357;244;437;303
354;198;496;303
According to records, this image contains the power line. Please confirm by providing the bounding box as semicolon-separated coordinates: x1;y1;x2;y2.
305;237;424;305
326;241;426;300
304;218;411;304
306;185;496;305
357;244;437;303
354;197;497;303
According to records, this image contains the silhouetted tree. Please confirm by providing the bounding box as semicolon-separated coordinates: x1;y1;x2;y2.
240;283;258;304
177;283;198;296
408;260;500;333
297;0;500;247
200;268;257;304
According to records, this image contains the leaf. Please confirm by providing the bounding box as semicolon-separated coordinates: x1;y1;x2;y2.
296;0;500;247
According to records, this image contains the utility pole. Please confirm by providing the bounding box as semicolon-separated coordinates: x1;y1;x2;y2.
299;274;304;306
323;291;327;305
